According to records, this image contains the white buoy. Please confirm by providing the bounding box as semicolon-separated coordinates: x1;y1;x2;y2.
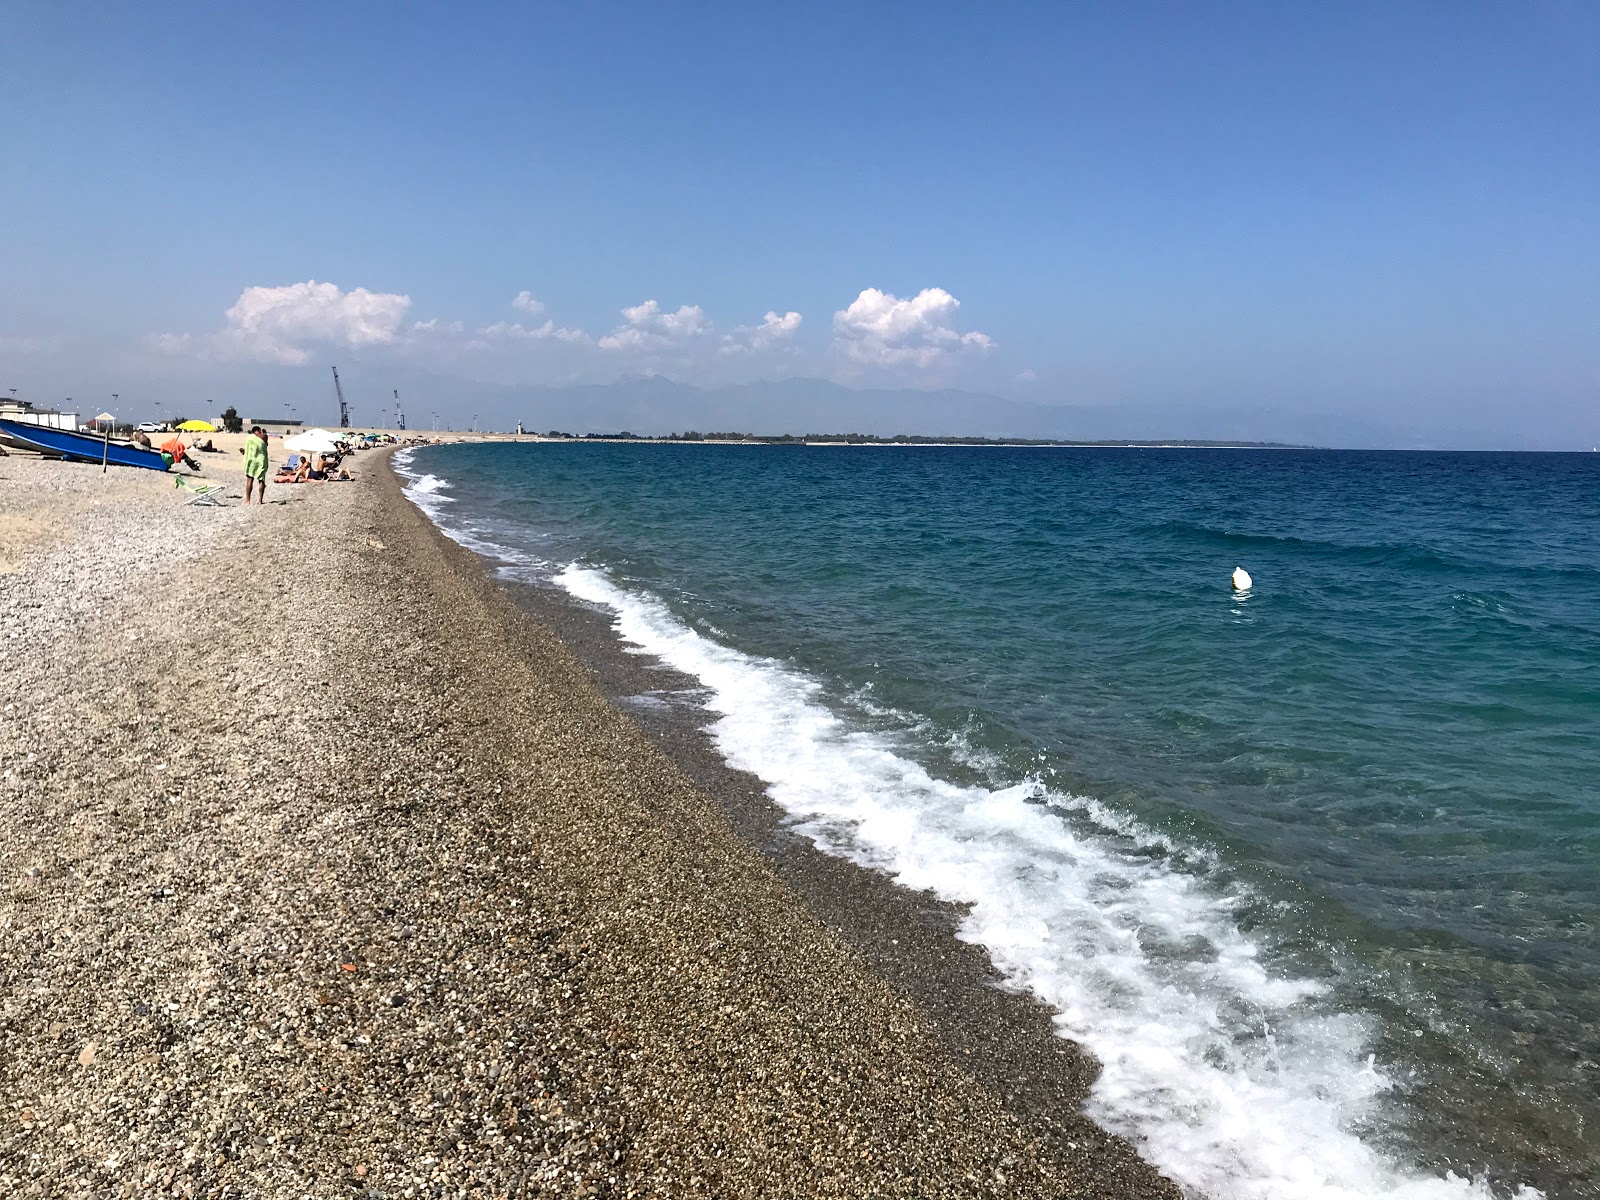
1232;566;1253;591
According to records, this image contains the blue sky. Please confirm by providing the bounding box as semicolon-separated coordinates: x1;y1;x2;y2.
2;2;1595;443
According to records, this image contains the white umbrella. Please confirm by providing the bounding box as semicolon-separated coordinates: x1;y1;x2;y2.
283;428;341;455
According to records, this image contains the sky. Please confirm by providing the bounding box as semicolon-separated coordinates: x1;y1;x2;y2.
2;2;1595;445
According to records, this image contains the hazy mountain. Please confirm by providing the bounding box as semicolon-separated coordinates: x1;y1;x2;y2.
395;374;1532;449
230;366;1549;450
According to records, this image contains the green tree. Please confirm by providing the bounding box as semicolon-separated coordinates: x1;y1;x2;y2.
220;406;244;433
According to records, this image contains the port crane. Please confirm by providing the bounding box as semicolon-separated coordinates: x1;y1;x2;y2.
331;366;350;428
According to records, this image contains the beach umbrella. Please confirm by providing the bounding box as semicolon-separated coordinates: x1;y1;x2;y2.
177;419;216;432
283;428;342;455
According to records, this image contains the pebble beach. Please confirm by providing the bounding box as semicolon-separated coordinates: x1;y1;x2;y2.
0;450;1175;1198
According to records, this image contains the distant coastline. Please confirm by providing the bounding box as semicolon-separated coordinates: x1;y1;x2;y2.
528;430;1308;449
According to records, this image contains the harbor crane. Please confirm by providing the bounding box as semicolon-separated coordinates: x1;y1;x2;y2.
331;366;350;428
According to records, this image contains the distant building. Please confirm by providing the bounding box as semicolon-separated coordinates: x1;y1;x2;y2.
0;399;80;431
249;418;304;437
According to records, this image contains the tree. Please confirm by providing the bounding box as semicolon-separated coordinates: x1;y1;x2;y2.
220;406;243;433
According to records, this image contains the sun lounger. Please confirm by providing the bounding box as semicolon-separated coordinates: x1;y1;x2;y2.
174;476;226;506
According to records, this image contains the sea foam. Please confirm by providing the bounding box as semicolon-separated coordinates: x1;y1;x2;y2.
392;451;1536;1199
554;562;1539;1200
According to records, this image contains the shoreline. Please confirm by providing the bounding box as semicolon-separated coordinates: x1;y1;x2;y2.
371;454;1179;1196
0;450;1176;1197
457;488;1153;1165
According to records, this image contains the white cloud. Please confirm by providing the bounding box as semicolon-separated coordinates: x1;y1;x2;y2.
598;299;711;351
832;287;993;369
479;319;589;344
411;318;466;337
146;280;414;365
1016;368;1037;383
220;280;411;364
721;310;803;355
511;290;545;315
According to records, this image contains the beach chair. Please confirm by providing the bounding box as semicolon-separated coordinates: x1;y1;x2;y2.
174;475;226;506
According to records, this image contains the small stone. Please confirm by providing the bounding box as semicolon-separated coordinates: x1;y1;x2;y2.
78;1041;97;1066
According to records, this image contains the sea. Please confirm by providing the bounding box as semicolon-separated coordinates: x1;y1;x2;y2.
393;443;1600;1199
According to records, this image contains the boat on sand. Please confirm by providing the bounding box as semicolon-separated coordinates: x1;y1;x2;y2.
0;419;171;471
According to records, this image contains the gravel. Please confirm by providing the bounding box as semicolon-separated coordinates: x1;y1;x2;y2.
0;455;1177;1198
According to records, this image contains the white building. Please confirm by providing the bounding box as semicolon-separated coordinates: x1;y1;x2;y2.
0;399;80;430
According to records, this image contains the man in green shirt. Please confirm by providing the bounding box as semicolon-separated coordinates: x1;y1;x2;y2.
242;427;270;505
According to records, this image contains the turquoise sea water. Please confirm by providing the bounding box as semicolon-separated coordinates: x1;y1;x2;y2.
397;444;1600;1198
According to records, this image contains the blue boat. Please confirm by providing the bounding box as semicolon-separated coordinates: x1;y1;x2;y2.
0;419;171;471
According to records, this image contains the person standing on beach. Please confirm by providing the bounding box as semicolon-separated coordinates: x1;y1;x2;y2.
242;426;270;505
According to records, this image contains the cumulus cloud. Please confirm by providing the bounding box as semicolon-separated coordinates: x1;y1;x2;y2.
721;310;803;355
598;300;710;351
832;287;993;369
511;290;545;315
149;281;413;365
411;318;466;337
479;319;589;344
1016;368;1037;382
220;281;411;364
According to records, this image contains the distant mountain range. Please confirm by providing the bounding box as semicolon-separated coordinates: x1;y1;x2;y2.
234;367;1550;450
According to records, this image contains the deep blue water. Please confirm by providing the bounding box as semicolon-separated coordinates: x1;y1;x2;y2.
398;444;1600;1199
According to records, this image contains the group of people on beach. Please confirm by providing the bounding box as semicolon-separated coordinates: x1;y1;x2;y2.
241;426;353;506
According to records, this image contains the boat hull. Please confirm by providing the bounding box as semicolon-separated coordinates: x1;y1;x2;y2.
0;419;171;471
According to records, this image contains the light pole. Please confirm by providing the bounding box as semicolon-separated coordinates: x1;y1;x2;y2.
111;393;118;433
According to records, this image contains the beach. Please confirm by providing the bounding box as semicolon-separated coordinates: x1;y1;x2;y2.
0;451;1176;1198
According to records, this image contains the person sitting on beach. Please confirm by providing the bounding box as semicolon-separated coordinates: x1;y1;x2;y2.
160;436;200;472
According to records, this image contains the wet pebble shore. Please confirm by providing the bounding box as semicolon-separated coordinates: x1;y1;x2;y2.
0;458;1175;1198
